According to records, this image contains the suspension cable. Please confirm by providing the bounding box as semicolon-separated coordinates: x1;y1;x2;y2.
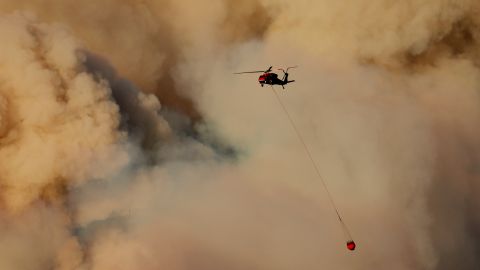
270;87;355;246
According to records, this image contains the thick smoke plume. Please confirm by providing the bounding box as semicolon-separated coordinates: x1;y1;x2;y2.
0;1;479;270
0;14;125;212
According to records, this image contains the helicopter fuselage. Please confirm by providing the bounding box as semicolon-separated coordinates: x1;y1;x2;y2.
234;66;296;89
259;72;294;88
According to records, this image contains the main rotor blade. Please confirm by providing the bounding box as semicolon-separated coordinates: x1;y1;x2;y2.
233;70;265;74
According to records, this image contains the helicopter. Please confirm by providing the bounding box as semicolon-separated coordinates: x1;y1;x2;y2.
234;66;297;89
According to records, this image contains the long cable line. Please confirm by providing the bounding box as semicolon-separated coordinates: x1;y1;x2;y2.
270;87;356;250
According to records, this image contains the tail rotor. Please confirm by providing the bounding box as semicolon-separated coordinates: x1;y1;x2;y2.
278;66;298;83
278;65;298;75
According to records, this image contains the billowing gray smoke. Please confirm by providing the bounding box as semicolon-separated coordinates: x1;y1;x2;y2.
0;1;479;270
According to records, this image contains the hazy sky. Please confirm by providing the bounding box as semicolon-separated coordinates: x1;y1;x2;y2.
0;1;479;269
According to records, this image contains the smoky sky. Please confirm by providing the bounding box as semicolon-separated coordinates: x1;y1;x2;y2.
0;1;479;270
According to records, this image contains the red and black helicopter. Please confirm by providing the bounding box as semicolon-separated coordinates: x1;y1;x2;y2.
234;66;297;89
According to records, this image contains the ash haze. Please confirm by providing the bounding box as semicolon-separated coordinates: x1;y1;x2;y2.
0;1;479;270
